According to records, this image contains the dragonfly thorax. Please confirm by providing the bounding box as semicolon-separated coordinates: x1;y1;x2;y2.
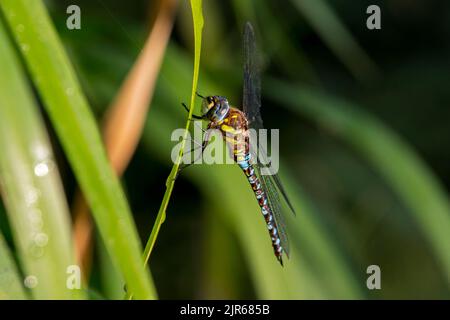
202;95;230;122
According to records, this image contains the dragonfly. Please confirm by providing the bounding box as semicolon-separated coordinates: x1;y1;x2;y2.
182;22;296;265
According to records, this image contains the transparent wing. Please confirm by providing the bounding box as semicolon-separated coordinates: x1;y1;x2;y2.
272;173;296;216
242;23;295;215
247;136;294;257
250;134;296;216
243;22;295;257
242;22;263;130
254;163;290;257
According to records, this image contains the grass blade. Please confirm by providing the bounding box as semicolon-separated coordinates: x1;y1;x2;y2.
0;233;27;299
129;0;204;299
0;0;155;299
73;0;177;280
0;19;83;299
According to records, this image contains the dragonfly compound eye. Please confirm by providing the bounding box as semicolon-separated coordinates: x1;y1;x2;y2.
202;97;214;114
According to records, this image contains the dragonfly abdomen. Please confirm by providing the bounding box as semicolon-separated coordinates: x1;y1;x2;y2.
239;160;285;265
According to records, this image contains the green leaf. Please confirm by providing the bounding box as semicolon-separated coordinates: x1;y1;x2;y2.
0;0;156;299
98;237;124;300
0;233;27;299
0;19;83;299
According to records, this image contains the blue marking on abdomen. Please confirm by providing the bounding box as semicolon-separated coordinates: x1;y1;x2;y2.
237;153;251;170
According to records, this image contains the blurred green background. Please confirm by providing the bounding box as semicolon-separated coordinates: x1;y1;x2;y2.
0;0;449;299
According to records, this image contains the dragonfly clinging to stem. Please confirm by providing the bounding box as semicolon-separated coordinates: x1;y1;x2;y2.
181;22;296;265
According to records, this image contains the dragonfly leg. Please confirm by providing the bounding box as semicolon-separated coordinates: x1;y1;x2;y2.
195;92;205;99
175;162;197;180
175;128;212;179
277;255;284;267
192;120;207;133
181;102;203;119
183;144;202;157
178;137;202;168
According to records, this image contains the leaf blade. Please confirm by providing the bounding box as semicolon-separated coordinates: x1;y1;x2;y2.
0;0;156;299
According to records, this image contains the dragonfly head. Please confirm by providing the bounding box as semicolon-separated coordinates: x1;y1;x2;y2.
202;95;230;122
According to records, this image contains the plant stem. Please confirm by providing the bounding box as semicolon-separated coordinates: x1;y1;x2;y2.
0;0;156;299
125;0;204;300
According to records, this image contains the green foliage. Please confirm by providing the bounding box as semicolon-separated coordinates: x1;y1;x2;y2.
0;0;155;299
0;234;26;299
0;0;448;300
126;0;204;300
0;19;82;299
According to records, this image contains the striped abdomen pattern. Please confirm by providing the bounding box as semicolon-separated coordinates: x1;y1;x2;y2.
214;107;284;265
239;159;284;265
